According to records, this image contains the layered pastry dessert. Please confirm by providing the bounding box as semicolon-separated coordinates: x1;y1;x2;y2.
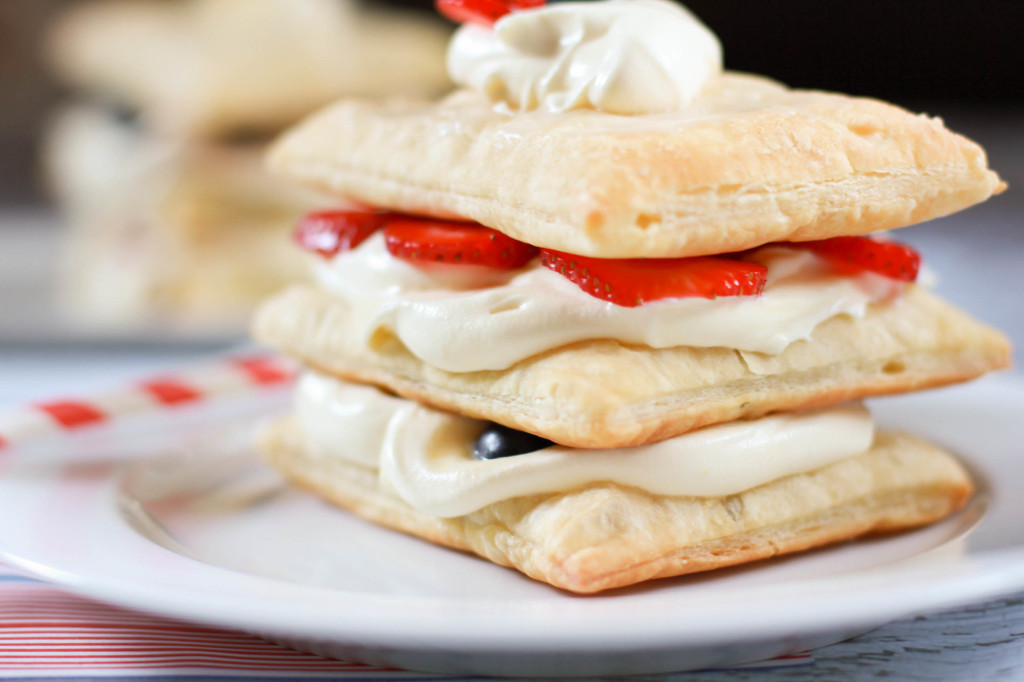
45;0;452;328
253;0;1010;593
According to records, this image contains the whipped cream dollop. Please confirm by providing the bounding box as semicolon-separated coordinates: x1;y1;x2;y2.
314;233;904;373
447;0;722;115
297;371;875;518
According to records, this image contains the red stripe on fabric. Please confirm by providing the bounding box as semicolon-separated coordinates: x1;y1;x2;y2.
0;624;262;636
0;642;347;657
139;379;203;406
0;637;308;647
0;614;186;624
0;618;260;630
0;659;380;667
0;621;241;631
34;401;106;429
0;644;331;653
0;626;287;642
0;654;381;666
0;645;326;656
0;660;370;666
0;652;344;660
0;622;236;633
0;617;248;628
0;662;385;671
0;609;190;619
232;356;292;385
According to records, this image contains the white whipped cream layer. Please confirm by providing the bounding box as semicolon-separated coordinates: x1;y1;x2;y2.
295;372;409;469
314;234;904;373
447;0;722;115
297;371;875;518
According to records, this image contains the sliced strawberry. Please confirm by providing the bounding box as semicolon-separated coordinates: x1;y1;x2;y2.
294;210;395;259
384;219;539;268
540;250;768;307
437;0;512;24
508;0;546;9
436;0;544;25
789;236;921;282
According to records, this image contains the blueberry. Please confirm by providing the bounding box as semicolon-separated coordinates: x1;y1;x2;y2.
473;423;555;460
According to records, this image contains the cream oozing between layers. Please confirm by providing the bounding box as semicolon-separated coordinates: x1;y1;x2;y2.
296;371;876;517
314;233;905;373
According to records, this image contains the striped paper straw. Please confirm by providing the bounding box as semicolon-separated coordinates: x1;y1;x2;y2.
0;353;295;454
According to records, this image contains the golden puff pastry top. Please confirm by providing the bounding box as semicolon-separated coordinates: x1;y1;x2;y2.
48;0;452;139
269;73;1004;258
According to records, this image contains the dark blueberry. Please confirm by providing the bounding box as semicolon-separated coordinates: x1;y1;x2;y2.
473;423;555;460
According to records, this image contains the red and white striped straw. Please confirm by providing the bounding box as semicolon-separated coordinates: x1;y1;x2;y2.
0;353;295;453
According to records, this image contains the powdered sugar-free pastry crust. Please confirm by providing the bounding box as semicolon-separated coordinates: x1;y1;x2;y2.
252;284;1010;448
261;418;973;594
268;74;1003;258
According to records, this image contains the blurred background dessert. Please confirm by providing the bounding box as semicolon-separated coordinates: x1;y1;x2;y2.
4;0;452;339
46;0;451;138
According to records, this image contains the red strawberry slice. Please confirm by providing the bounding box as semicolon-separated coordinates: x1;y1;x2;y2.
790;236;921;282
384;219;539;268
507;0;546;9
294;210;395;259
436;0;544;25
540;250;768;307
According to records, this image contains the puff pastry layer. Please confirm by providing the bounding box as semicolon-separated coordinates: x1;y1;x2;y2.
253;284;1010;448
262;417;973;594
268;75;1004;258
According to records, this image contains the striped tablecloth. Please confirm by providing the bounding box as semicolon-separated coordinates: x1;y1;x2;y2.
0;562;447;678
0;561;819;679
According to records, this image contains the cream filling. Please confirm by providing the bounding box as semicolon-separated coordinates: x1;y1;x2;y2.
315;234;904;373
295;373;410;470
447;0;722;115
297;371;875;518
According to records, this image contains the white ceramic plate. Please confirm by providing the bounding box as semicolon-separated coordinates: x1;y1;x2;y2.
2;378;1024;677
